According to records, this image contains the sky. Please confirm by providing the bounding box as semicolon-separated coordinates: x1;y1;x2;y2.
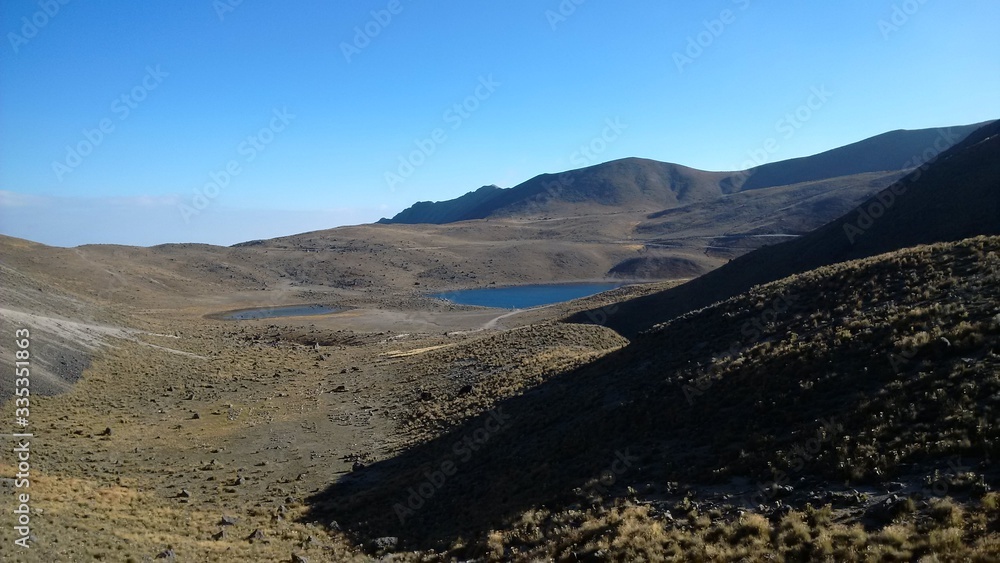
1;1;998;247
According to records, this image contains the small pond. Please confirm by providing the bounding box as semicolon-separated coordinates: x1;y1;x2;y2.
432;282;622;309
219;304;340;321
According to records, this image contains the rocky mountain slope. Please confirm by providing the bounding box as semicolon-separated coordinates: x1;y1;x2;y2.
312;235;1000;560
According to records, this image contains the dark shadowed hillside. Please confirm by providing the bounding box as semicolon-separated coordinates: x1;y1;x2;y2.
737;122;990;191
308;235;1000;558
568;119;1000;337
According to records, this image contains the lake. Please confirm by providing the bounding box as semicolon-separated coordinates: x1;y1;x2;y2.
432;282;622;309
219;304;340;320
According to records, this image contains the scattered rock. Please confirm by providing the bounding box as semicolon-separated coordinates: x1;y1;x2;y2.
372;536;398;551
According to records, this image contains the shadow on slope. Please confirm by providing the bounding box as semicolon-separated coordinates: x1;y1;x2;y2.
304;236;1000;553
736;122;989;191
569;119;1000;337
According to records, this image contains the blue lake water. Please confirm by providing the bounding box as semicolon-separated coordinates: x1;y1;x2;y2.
220;304;340;320
432;282;622;309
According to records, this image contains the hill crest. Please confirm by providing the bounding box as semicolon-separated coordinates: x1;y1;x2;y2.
380;123;989;225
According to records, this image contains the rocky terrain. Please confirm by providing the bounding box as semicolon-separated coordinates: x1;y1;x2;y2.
1;121;998;561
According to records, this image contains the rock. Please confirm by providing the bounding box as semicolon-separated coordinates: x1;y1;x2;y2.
99;427;113;436
220;515;238;526
458;384;473;395
246;528;266;542
233;476;246;486
865;494;911;524
372;536;398;551
156;548;175;559
328;520;342;531
212;529;226;541
333;385;347;393
177;489;191;498
191;412;200;420
419;391;433;401
291;554;309;563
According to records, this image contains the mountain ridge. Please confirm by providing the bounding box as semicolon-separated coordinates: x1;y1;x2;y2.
379;122;989;225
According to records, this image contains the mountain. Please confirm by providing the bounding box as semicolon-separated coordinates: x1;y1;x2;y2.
380;159;733;224
736;122;991;191
379;184;506;224
5;120;999;560
379;123;988;225
568;119;1000;336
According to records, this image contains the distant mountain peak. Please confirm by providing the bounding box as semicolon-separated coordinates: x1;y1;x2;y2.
379;123;986;225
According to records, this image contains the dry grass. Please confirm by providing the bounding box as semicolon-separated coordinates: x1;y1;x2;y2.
4;229;1000;560
314;236;1000;560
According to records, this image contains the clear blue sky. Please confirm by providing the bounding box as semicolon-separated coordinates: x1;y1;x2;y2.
1;1;998;247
